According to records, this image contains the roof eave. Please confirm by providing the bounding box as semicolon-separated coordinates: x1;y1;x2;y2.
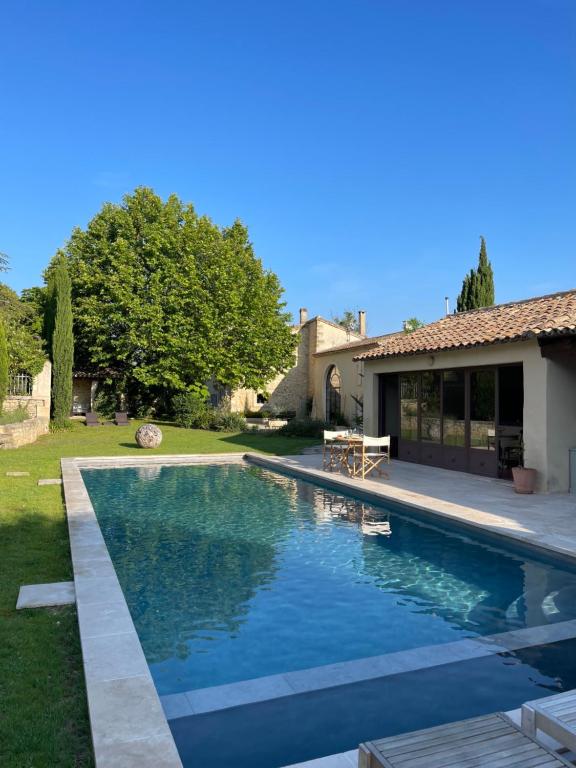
353;334;537;362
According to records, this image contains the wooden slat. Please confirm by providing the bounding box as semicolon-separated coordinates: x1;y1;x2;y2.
392;733;539;768
364;711;572;768
391;730;529;764
382;719;510;756
372;714;503;749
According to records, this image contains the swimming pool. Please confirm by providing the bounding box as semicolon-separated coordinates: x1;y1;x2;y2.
81;461;576;766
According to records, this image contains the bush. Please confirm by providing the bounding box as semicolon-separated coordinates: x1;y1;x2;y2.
0;406;29;425
172;392;211;428
277;418;327;438
172;393;247;432
208;406;246;432
92;386;118;419
49;418;73;432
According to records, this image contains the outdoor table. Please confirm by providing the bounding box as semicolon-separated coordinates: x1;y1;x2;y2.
332;435;364;477
332;435;390;480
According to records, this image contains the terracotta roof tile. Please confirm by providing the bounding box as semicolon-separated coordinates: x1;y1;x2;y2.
354;290;576;361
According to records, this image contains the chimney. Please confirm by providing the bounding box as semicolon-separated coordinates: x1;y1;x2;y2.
299;307;308;325
358;310;366;336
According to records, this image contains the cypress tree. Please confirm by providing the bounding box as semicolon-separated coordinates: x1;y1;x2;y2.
51;254;74;423
456;237;495;311
0;316;8;412
43;276;57;355
476;236;494;306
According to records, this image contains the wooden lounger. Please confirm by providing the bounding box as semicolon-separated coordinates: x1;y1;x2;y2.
114;411;129;426
523;688;576;753
359;712;572;767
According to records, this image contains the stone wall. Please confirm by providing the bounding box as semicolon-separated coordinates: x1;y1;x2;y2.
4;360;51;424
230;317;361;418
0;417;49;449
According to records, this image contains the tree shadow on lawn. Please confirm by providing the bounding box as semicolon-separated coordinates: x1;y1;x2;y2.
1;510;93;766
219;432;317;455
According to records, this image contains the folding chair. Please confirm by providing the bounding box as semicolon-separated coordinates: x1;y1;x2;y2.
322;429;348;471
358;435;390;480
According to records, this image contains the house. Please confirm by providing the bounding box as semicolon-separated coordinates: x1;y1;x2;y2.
72;371;108;415
354;290;576;492
230;309;370;419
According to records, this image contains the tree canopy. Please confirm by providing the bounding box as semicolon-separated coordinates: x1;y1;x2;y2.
333;310;360;333
456;237;495;312
0;283;46;375
403;317;425;333
63;187;297;406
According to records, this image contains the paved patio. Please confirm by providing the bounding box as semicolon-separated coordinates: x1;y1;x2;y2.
253;454;576;561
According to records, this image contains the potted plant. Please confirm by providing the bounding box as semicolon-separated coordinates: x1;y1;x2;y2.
511;440;537;494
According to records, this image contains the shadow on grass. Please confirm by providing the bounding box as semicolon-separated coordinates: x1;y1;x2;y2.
0;510;93;766
219;431;317;455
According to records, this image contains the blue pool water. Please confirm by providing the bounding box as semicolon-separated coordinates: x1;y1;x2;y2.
82;463;576;699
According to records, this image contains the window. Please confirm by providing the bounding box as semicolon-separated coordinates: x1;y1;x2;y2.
256;393;268;404
400;373;419;440
470;370;496;450
443;370;465;447
325;365;342;423
420;371;441;443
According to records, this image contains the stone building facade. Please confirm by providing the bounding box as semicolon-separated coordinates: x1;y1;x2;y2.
231;309;376;421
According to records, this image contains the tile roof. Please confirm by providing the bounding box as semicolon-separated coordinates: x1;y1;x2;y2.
354;290;576;361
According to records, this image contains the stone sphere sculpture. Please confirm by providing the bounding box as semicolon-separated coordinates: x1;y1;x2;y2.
135;424;163;449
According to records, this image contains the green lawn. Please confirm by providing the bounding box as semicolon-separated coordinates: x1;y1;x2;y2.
0;421;316;767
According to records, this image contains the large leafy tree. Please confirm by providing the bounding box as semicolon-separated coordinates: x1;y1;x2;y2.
63;187;297;406
50;254;74;422
456;237;495;312
0;283;46;375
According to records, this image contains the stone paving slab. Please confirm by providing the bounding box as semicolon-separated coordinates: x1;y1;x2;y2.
6;470;29;476
38;477;62;485
16;581;76;609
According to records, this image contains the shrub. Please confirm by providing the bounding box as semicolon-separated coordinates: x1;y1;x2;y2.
209;408;247;432
49;418;73;432
172;392;211;429
0;406;29;425
92;386;118;419
277;418;327;438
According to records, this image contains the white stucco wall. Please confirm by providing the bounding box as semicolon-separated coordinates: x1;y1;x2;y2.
361;340;561;492
545;357;576;492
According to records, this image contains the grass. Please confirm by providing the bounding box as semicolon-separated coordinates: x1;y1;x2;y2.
0;406;29;425
0;420;317;767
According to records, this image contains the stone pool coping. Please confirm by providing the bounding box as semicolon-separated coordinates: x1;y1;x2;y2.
62;452;576;766
61;454;246;768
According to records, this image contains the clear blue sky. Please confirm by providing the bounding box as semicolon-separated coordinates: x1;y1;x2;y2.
1;0;574;335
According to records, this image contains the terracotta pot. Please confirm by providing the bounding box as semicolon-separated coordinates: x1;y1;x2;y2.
512;466;537;494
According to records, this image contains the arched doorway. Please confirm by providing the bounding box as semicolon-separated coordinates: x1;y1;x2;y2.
325;365;342;423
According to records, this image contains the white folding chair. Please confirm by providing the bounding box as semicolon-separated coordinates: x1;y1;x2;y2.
358;435;391;480
322;429;348;471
